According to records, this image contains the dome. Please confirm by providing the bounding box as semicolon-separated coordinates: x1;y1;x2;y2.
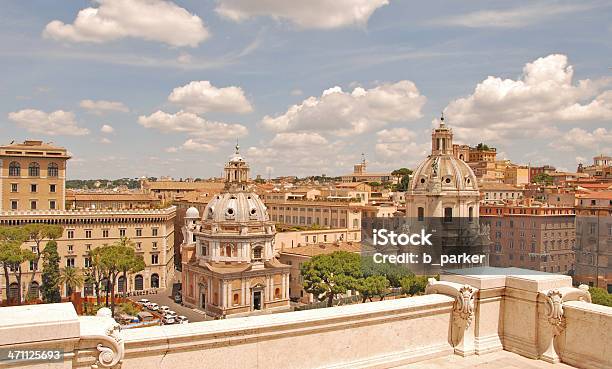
411;155;478;193
185;206;200;219
203;192;269;223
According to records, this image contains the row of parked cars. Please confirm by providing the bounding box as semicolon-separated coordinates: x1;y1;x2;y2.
137;299;189;325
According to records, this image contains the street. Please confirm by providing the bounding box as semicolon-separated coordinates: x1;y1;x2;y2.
129;289;212;323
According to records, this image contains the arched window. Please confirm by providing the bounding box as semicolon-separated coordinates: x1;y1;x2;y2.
9;162;20;176
28;282;40;299
226;245;232;257
48;162;59;177
275;288;281;299
101;278;109;292
150;274;159;289
444;207;453;223
233;293;239;305
117;276;126;293
28;162;40;177
8;283;19;301
134;275;144;290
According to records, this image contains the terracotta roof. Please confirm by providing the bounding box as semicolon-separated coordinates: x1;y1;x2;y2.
66;192;157;201
1;140;67;151
281;242;361;257
144;181;225;191
576;191;612;200
335;182;371;189
479;183;523;191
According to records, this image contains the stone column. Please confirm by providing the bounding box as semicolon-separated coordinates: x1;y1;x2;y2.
219;280;225;308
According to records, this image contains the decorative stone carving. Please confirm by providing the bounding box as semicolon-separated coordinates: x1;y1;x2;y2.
454;284;476;329
539;285;591;363
79;311;125;369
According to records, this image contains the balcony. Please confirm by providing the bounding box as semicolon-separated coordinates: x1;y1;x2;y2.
0;270;609;369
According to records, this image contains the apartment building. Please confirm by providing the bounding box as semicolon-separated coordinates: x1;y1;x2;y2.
574;191;612;291
480;182;524;203
65;191;160;210
0;207;175;301
481;200;576;274
0;140;70;211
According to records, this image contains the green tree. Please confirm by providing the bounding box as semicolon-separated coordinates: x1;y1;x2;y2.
357;275;390;302
0;227;33;304
301;251;362;307
59;266;83;301
116;238;145;298
391;168;413;191
360;256;412;288
23;224;63;292
87;247;106;306
532;173;554;185
589;287;612;307
476;143;491;151
41;240;61;303
400;275;431;296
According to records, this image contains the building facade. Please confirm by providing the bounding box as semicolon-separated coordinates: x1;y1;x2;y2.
180;147;290;317
0;140;70;211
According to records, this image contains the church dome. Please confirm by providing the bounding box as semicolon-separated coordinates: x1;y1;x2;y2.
410;155;478;192
185;206;200;219
203;192;269;223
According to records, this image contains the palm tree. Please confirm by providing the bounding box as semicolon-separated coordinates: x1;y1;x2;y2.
59;266;83;301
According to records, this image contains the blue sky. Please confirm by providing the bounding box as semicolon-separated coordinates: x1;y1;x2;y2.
1;0;611;179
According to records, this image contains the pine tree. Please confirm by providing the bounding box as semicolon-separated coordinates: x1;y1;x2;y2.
41;240;61;303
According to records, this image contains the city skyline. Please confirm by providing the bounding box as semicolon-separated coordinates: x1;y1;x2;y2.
1;1;611;179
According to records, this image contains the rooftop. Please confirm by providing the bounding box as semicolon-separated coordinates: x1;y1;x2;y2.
280;241;361;257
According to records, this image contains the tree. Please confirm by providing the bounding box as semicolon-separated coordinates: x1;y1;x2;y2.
360;256;412;288
589;287;612;307
391;168;413;191
400;275;431;296
59;266;83;301
116;238;144;298
476;143;491;151
41;240;61;303
87;247;106;306
0;226;33;304
532;173;554;185
99;238;141;315
301;251;362;307
23;224;63;292
357;275;390;302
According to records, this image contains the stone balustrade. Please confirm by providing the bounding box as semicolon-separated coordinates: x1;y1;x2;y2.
0;270;610;369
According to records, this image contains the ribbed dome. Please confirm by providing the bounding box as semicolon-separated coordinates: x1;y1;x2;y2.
203;192;269;223
411;155;478;193
186;206;200;219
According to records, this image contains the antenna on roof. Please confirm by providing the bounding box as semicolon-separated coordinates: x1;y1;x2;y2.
235;138;240;154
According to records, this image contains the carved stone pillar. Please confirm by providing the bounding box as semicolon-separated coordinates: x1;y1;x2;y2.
539;285;591;363
78;308;125;369
425;278;478;357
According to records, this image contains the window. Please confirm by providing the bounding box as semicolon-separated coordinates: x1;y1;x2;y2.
85;244;91;251
49;200;56;210
28;162;40;177
49;184;56;193
444;207;453;223
151;274;159;288
417;207;425;221
10;184;17;192
152;228;158;236
233;293;239;305
9;162;20;176
152;242;158;250
84;257;92;268
30;184;37;192
29;260;38;271
151;254;159;264
200;245;208;256
119;229;126;237
136;229;142;237
30;200;37;210
253;246;262;260
11;201;18;210
468;207;474;222
66;258;75;267
68;245;73;253
134;275;144;291
48;163;59;177
102;229;109;238
67;230;74;239
85;230;92;239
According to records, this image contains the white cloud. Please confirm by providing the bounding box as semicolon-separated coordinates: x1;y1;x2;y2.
138;110;248;141
430;2;598;29
8;109;89;136
43;0;209;47
375;128;428;166
80;99;129;114
216;0;388;29
269;132;328;147
165;146;179;153
100;124;114;133
100;137;112;144
444;54;612;142
261;81;426;136
168;81;253;114
180;139;217;152
552;127;612;151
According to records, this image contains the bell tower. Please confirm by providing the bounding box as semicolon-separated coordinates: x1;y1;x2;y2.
224;143;250;191
431;113;453;156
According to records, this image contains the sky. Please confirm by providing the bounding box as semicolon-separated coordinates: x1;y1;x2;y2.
1;0;611;180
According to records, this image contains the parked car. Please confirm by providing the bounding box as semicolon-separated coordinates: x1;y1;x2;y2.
148;303;159;311
167;310;176;316
159;306;171;314
162;315;176;325
176;316;189;324
137;299;150;306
